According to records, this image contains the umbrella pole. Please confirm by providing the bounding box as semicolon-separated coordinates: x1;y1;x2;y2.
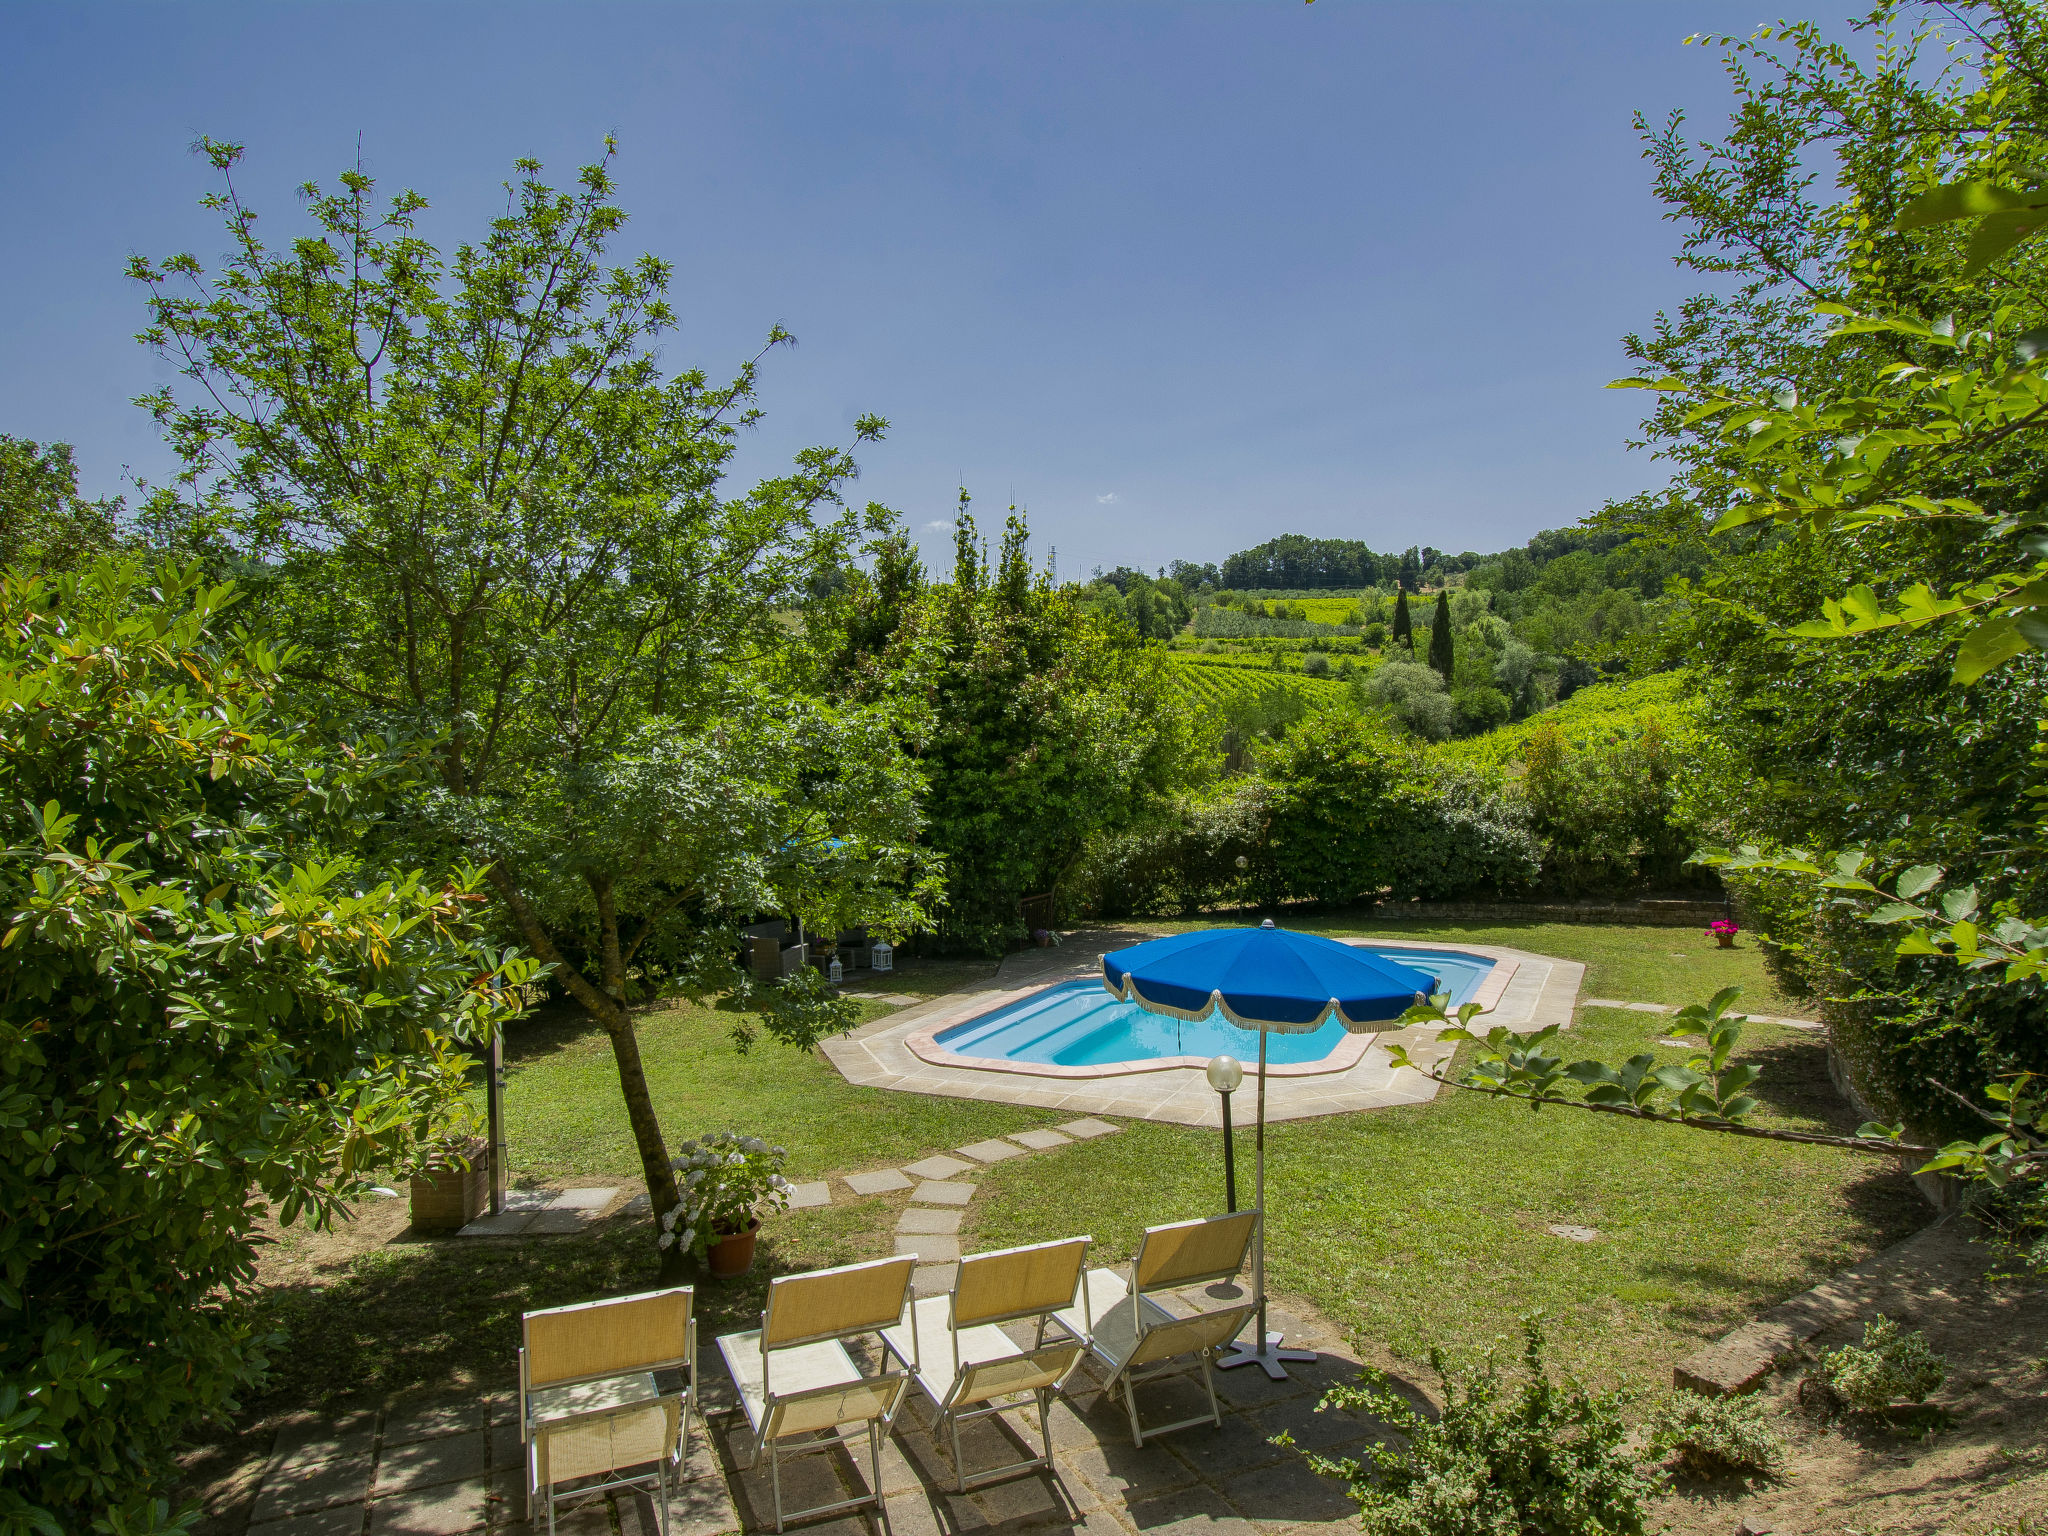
1218;1025;1316;1380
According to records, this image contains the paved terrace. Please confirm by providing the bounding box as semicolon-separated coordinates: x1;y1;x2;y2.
822;931;1582;1128
233;1285;1385;1536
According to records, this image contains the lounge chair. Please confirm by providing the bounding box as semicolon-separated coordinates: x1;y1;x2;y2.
716;1254;916;1531
520;1285;697;1536
880;1237;1091;1492
1052;1211;1259;1446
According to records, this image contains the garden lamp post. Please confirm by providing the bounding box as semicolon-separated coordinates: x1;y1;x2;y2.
486;1029;507;1217
1206;1054;1243;1212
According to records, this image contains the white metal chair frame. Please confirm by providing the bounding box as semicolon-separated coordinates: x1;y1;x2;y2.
519;1286;697;1536
881;1237;1092;1493
717;1254;916;1533
1057;1213;1259;1447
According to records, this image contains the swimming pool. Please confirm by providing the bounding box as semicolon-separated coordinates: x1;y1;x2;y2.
931;946;1499;1070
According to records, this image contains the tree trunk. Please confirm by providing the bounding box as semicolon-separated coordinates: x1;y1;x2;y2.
486;865;688;1280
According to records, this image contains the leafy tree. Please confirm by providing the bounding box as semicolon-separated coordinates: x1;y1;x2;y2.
1218;534;1394;589
0;560;526;1534
127;141;933;1263
850;508;1194;950
1426;588;1454;683
1416;5;2048;1218
0;437;124;572
1361;659;1456;741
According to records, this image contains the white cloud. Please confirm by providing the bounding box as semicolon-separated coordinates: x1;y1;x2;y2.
922;520;953;531
1096;492;1118;505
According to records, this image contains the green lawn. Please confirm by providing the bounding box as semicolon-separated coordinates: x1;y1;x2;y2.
966;1003;1920;1389
496;971;1048;1186
249;918;1920;1415
954;921;1896;1388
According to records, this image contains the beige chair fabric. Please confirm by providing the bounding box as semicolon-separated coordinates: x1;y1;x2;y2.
520;1286;696;1536
1132;1210;1259;1293
1052;1214;1258;1446
881;1238;1090;1491
717;1254;916;1531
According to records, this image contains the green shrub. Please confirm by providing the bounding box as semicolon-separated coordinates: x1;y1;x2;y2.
1815;1315;1947;1413
1069;780;1276;920
1264;713;1537;906
1521;716;1699;895
1296;1318;1658;1536
0;561;528;1532
1643;1392;1785;1477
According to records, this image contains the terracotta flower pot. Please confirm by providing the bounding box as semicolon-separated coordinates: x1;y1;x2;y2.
707;1220;761;1278
1715;933;1735;948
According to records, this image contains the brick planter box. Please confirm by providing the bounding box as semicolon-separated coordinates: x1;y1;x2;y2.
409;1138;488;1232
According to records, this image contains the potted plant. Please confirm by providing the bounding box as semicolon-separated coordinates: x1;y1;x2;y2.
1707;918;1740;949
409;1134;489;1232
658;1131;793;1278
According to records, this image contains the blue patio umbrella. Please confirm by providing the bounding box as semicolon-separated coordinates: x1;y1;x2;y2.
1102;920;1437;1377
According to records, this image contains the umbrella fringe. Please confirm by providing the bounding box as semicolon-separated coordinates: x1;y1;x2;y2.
1100;973;1416;1034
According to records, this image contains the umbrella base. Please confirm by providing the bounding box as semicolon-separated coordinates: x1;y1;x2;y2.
1216;1332;1317;1380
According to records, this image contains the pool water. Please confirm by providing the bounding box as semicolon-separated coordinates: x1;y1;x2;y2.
935;947;1496;1068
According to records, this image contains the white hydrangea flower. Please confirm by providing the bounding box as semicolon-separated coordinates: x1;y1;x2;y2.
658;1231;674;1250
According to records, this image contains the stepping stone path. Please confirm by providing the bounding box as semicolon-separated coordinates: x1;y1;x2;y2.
1581;998;1826;1031
767;1118;1136;1295
844;1168;914;1196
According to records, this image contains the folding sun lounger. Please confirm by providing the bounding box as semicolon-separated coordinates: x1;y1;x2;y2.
716;1253;917;1532
520;1285;698;1536
1052;1210;1260;1447
880;1236;1092;1492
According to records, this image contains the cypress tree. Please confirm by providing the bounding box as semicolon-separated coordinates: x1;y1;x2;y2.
1390;584;1413;653
1427;589;1454;683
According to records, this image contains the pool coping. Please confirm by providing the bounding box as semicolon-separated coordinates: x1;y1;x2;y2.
901;944;1520;1080
821;932;1582;1127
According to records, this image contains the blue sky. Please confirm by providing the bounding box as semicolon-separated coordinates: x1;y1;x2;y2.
1;2;1774;576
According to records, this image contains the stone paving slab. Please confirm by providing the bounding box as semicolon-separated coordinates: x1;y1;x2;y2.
1009;1127;1074;1150
374;1430;487;1493
844;1168;913;1196
455;1211;534;1237
547;1187;619;1211
913;1261;959;1297
894;1233;961;1262
269;1423;376;1476
910;1179;974;1206
250;1507;369;1536
251;1456;372;1520
524;1209;596;1235
1059;1118;1121;1139
784;1180;831;1209
895;1206;963;1235
903;1153;974;1180
369;1473;487;1533
383;1400;483;1447
957;1138;1028;1163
